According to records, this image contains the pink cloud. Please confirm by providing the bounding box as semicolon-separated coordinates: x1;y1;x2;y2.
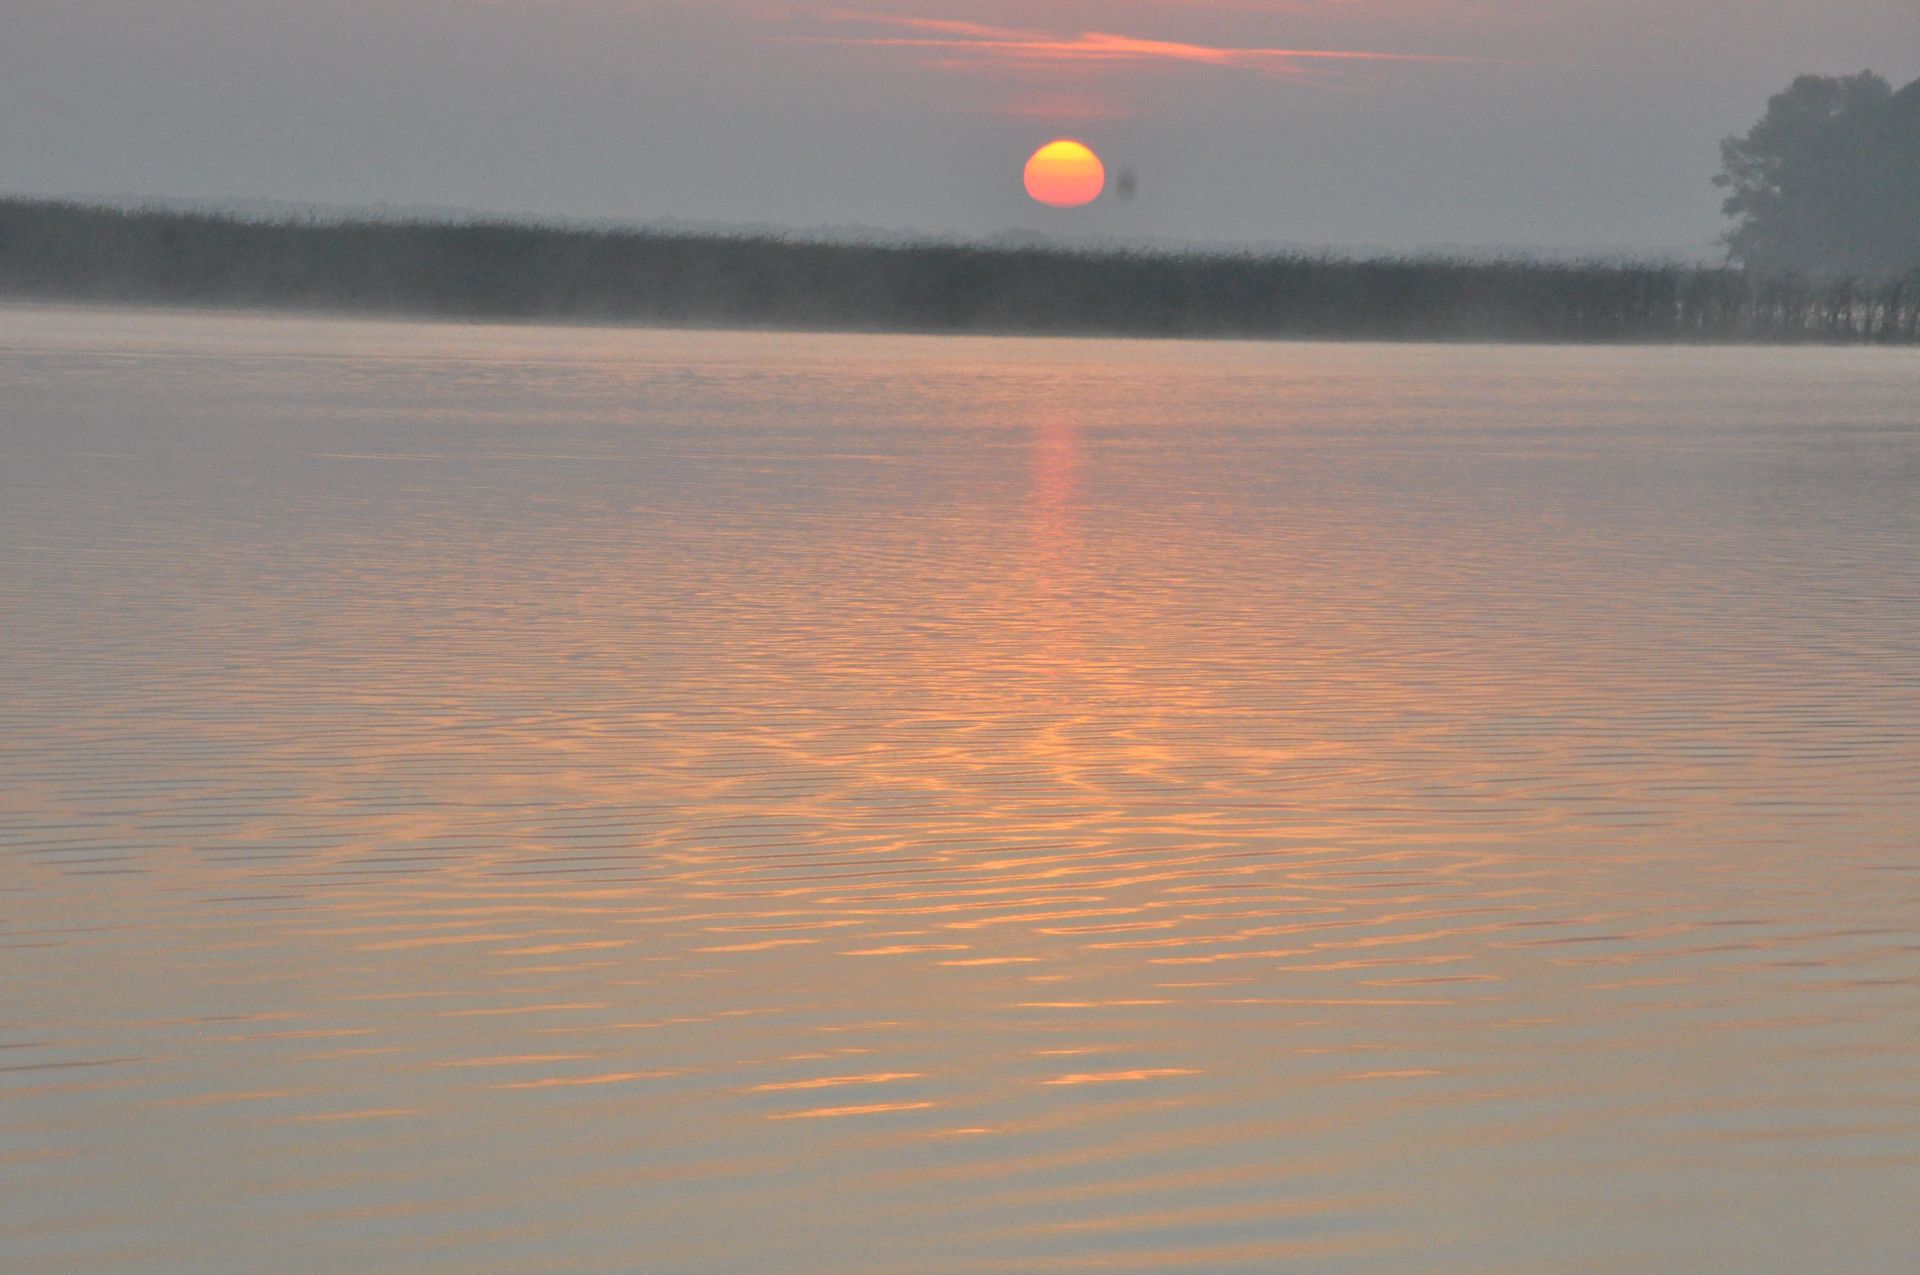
800;10;1484;75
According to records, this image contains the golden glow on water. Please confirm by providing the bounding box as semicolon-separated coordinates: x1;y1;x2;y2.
2;306;1918;1271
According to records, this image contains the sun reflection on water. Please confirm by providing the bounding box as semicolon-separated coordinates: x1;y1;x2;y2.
2;309;1918;1272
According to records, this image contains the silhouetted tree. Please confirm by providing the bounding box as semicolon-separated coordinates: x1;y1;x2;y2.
1717;72;1920;279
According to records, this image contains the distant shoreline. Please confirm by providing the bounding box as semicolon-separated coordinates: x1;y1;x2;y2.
3;198;1914;345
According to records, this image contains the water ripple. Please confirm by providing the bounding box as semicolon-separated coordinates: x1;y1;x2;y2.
2;307;1917;1272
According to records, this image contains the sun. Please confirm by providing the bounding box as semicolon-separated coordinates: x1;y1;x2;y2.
1024;140;1106;209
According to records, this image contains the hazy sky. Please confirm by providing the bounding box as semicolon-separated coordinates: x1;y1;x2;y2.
3;0;1915;252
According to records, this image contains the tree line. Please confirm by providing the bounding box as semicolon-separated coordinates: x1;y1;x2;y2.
2;198;1915;344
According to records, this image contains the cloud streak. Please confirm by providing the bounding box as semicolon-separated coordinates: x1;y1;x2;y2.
800;10;1484;76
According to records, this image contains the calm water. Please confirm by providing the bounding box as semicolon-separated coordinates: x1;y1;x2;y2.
3;304;1918;1273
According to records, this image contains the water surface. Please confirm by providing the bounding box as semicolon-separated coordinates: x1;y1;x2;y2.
3;305;1918;1272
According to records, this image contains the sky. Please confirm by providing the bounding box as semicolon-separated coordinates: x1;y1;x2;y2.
3;0;1915;254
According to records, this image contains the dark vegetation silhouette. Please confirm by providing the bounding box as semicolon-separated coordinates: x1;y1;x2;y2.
1718;72;1920;280
2;198;1916;343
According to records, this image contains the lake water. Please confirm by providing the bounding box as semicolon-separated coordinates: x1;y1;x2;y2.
3;304;1917;1273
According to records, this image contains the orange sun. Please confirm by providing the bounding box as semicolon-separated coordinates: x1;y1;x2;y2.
1024;140;1106;209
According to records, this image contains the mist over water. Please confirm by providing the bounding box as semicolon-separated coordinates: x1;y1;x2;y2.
3;307;1918;1272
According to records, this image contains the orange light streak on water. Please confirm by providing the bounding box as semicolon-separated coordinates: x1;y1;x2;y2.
2;307;1917;1272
